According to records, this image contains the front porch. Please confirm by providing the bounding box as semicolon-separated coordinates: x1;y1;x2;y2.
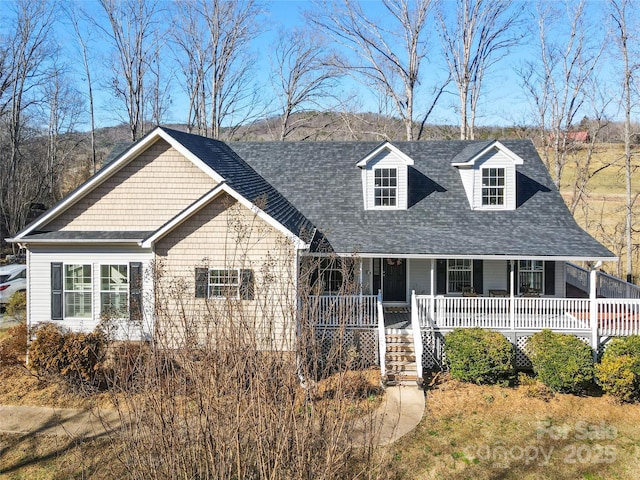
307;262;640;382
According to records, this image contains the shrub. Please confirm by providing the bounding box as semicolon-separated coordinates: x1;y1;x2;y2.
6;291;26;318
444;327;515;384
595;336;640;402
29;323;107;386
527;330;594;394
0;322;27;366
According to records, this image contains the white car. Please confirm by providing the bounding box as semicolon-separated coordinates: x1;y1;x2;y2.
0;264;26;307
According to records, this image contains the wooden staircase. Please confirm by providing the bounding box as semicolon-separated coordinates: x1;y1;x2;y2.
385;328;418;384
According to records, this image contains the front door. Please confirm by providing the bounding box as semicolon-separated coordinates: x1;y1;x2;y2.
383;258;406;302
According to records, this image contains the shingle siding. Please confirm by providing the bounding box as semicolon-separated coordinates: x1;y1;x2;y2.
44;139;216;231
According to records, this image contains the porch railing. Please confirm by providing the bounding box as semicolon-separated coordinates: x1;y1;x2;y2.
414;295;591;331
566;262;640;299
307;294;378;327
597;299;640;336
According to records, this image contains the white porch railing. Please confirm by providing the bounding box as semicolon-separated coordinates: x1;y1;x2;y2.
566;262;640;299
377;291;386;375
566;262;590;293
597;299;640;336
308;294;378;327
410;290;423;379
414;295;592;332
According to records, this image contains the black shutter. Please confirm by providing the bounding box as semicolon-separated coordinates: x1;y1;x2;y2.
473;260;483;295
51;262;63;320
436;259;447;295
129;262;142;321
195;268;208;298
544;261;556;295
240;269;254;300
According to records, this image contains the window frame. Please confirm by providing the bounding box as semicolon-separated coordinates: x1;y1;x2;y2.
99;264;129;318
374;167;398;207
481;167;505;206
208;268;241;299
518;260;544;295
63;264;93;319
446;259;473;294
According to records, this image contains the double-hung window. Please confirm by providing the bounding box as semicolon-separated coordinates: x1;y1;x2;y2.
482;168;505;206
518;260;544;294
208;269;240;298
100;265;129;317
374;168;397;206
320;259;345;295
64;264;92;318
447;259;472;293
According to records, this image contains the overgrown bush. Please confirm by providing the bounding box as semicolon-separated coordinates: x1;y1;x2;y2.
595;336;640;402
0;322;27;366
6;291;26;318
444;327;515;384
527;330;594;394
29;323;107;386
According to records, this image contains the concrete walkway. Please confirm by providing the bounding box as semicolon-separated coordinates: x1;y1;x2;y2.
353;384;425;446
0;404;121;439
0;385;425;446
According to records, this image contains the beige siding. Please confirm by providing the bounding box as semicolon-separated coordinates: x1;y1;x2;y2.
154;193;296;350
45;139;216;231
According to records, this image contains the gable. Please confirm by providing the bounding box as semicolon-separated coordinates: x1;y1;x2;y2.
358;143;414;210
43;139;217;232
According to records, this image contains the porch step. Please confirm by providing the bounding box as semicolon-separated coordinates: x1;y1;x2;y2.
384;329;418;384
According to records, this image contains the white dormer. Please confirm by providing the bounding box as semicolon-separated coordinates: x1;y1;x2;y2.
451;141;523;211
357;142;414;210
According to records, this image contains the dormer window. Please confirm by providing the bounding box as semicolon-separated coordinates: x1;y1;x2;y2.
374;168;397;206
357;142;414;211
481;168;505;206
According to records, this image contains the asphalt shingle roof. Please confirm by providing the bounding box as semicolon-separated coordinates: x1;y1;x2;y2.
228;140;614;259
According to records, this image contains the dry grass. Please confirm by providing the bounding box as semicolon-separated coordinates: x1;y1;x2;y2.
388;375;640;479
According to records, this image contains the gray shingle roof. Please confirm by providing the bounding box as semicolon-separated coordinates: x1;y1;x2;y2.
229;140;614;259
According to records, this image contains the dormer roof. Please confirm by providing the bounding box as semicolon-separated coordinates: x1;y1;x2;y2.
356;142;415;168
451;140;524;167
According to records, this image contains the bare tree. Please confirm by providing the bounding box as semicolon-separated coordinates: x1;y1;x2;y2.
97;0;163;141
0;0;57;250
437;0;523;140
308;0;442;141
67;7;97;174
171;0;263;139
610;0;639;283
270;27;340;141
519;0;603;188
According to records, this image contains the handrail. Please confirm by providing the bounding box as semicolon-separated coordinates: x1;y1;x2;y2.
376;291;386;376
410;291;423;380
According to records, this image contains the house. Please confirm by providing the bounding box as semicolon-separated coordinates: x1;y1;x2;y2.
8;127;640;380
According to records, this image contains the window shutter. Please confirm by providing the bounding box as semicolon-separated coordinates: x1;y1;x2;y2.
473;260;483;294
51;262;63;320
129;262;142;321
240;269;254;300
436;260;447;295
544;261;556;295
195;268;208;298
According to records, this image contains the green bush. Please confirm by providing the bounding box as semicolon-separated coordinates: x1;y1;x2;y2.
29;323;107;386
6;291;26;318
595;336;640;402
527;330;594;394
444;328;515;384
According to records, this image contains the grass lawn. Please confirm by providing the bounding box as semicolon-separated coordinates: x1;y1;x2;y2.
387;375;640;480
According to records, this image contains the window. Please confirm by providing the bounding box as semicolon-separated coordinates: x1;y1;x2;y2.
208;269;240;298
374;168;397;206
519;260;544;294
100;265;128;317
482;168;505;206
320;259;344;294
64;264;92;318
447;259;472;293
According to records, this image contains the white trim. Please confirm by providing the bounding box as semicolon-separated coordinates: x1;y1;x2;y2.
140;182;309;250
207;267;241;300
8;238;146;245
451;140;524;167
13;127;224;240
356;142;415;168
301;252;617;262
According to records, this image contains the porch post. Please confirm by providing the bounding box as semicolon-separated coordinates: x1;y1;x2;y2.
590;267;598;361
411;290;423;380
509;260;515;330
359;259;363;326
430;259;435;322
377;290;386;376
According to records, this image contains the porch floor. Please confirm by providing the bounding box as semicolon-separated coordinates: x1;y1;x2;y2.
384;307;411;329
